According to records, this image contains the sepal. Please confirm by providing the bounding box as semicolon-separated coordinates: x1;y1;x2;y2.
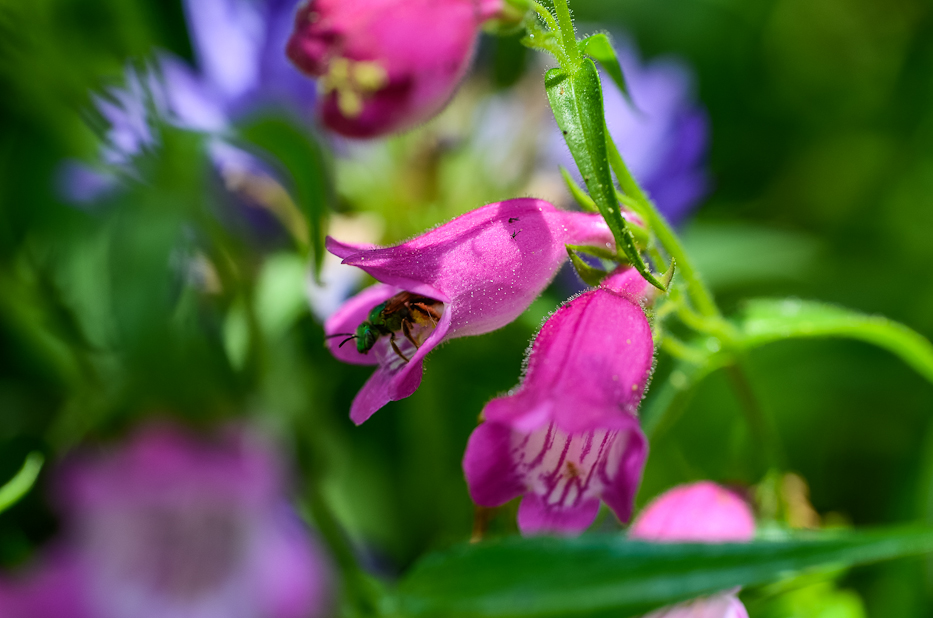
566;245;609;287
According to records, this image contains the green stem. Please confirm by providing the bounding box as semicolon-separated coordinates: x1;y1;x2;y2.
529;1;560;36
725;362;785;470
606;135;721;319
552;0;581;67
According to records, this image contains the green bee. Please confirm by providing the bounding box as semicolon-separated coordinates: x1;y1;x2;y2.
328;292;442;362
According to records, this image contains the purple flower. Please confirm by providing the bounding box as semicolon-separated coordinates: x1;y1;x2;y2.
548;36;710;225
323;198;615;424
463;268;654;535
286;0;502;138
62;0;316;216
0;424;332;618
630;482;756;618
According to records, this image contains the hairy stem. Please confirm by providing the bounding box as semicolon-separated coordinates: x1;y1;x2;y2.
552;0;581;67
606;135;721;319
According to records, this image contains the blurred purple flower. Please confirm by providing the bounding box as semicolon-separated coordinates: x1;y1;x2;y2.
463;268;653;536
0;424;332;618
324;198;615;424
548;36;710;226
286;0;502;138
61;0;315;214
630;482;756;618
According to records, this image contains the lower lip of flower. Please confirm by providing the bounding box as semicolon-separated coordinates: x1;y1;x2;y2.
515;423;627;510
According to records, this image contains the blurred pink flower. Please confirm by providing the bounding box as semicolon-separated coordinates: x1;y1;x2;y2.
630;482;756;618
630;481;756;543
324;198;615;424
287;0;502;138
463;268;654;535
0;424;331;618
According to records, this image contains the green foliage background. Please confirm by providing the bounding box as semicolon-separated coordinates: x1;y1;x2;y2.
1;0;933;615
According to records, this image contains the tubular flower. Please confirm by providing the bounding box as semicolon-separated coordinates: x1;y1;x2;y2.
630;482;756;618
463;268;654;536
324;198;615;424
287;0;503;138
0;424;332;618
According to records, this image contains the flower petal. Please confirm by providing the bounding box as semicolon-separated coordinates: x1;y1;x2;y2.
643;593;748;618
349;305;452;424
517;492;601;536
484;282;654;433
630;482;755;543
598;421;648;524
336;199;610;335
182;0;264;101
463;422;526;507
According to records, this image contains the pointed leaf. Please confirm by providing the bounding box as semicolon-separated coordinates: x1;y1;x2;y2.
566;246;608;287
559;166;597;212
387;527;933;618
579;33;633;107
738;299;933;385
545;62;664;291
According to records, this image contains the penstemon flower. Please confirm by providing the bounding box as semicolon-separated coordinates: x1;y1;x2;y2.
463;268;654;535
630;482;756;618
286;0;503;138
324;198;616;424
0;424;332;618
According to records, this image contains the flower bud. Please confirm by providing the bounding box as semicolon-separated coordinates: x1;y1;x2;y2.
287;0;502;138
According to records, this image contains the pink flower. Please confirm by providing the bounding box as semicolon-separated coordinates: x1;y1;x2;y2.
629;481;756;543
463;268;654;535
325;198;615;424
287;0;503;138
630;482;756;618
0;424;332;618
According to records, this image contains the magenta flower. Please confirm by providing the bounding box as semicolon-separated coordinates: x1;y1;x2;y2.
630;482;756;618
462;268;654;535
629;481;756;543
324;198;615;424
0;424;332;618
286;0;502;138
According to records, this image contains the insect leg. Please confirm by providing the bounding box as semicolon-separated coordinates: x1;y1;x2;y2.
389;333;410;363
402;319;420;349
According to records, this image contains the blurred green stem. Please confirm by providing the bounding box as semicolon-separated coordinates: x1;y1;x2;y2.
725;362;785;470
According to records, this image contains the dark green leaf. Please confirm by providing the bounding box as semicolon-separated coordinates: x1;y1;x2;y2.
386;527;933;618
545;62;664;291
641;353;730;439
579;33;633;107
559;166;597;212
566;246;608;287
238;118;333;281
738;299;933;384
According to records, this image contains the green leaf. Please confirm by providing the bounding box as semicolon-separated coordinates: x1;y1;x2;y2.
0;452;43;514
238;118;333;282
386;527;933;618
738;299;933;385
641;353;730;439
559;166;597;212
579;33;633;107
566;246;608;287
545;62;664;291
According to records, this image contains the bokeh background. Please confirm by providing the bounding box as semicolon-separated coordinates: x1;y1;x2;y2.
2;0;933;615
